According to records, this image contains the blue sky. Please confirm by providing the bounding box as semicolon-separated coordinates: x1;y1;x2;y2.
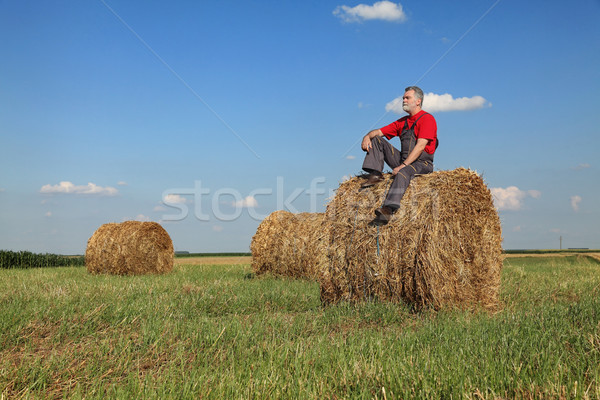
1;0;599;254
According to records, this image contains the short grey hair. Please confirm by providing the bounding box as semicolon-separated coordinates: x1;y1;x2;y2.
405;86;424;107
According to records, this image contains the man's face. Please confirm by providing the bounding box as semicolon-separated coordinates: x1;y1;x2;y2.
402;90;421;113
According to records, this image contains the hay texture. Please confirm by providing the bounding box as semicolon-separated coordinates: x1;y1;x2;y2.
320;168;503;311
86;221;174;275
251;211;328;279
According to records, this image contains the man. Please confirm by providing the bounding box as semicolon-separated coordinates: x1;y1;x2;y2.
360;86;438;225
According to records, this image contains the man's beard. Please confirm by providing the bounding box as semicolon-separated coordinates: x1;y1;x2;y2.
402;103;410;112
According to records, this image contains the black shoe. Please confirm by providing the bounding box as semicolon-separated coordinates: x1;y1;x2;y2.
374;206;394;224
360;172;384;188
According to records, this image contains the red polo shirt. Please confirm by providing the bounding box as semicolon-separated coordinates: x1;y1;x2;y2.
380;110;437;154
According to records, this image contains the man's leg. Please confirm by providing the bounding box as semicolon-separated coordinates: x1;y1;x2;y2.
362;136;402;174
372;169;413;224
383;161;433;210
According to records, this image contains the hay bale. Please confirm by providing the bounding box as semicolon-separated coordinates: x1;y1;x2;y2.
251;211;328;279
86;221;174;275
320;168;503;311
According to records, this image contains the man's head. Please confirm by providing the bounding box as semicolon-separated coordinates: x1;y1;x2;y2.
402;86;424;115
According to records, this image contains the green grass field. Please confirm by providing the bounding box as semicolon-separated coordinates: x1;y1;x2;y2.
1;256;599;399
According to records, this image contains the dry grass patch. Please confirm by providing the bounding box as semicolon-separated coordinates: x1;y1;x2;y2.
1;318;177;399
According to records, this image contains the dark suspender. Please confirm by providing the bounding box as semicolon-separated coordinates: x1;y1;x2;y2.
404;112;438;150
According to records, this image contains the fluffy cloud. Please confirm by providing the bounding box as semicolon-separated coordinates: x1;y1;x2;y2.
163;194;188;204
570;195;582;212
233;196;258;208
385;92;491;114
40;181;118;196
121;214;151;222
490;186;541;211
117;181;128;186
334;1;406;23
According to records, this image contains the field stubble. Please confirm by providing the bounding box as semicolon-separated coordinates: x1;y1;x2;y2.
0;256;599;399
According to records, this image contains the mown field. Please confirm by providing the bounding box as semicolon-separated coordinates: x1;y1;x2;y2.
1;255;599;399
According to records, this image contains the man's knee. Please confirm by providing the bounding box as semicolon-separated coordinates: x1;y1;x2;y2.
371;136;388;150
394;171;412;184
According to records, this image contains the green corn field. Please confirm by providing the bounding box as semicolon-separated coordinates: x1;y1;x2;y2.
0;250;84;269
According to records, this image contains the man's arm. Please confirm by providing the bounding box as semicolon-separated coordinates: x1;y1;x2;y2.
392;138;429;175
361;129;384;152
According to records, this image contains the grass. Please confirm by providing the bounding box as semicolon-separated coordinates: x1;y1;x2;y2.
503;249;600;254
1;257;599;399
174;252;252;258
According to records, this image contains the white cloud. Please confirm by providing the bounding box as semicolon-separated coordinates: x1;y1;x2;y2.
153;205;167;212
570;195;582;212
490;186;541;211
163;194;188;204
121;214;151;222
233;196;258;208
40;181;118;196
333;1;406;23
212;225;224;232
385;92;491;114
572;163;590;171
117;181;128;186
346;155;356;160
384;97;404;114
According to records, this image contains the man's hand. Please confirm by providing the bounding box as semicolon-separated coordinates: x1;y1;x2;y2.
361;136;372;152
392;164;407;175
361;129;383;152
394;138;429;174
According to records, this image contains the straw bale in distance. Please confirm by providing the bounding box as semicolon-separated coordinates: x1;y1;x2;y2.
86;221;174;275
320;168;503;311
251;211;328;279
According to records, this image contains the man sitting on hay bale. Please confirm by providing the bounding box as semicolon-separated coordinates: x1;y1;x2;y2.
360;85;438;225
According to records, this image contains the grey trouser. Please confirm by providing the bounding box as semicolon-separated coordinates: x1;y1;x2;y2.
362;136;433;209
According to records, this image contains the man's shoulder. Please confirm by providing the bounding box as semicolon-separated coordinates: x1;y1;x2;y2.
418;111;437;128
393;116;410;126
419;110;436;121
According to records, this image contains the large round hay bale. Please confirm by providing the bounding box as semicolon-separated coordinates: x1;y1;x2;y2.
320;168;503;311
86;221;174;275
251;211;328;279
